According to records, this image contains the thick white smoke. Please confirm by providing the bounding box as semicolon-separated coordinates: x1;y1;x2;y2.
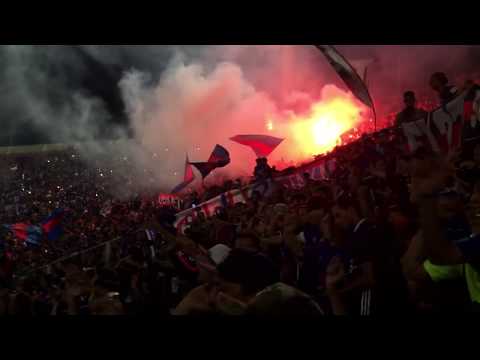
119;56;281;188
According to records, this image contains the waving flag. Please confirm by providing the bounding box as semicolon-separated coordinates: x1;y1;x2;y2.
207;145;230;166
190;162;217;179
3;223;43;246
171;156;196;194
230;135;284;158
41;208;64;241
315;45;374;109
191;145;231;179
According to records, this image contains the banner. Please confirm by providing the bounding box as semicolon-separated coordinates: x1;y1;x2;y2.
275;157;336;190
174;187;250;234
174;87;480;233
158;193;182;209
401;91;467;154
174;158;334;232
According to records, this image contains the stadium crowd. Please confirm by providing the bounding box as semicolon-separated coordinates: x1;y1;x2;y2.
1;72;480;316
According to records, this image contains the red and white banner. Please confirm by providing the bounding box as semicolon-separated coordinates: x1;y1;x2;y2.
158;193;182;209
174;187;250;234
402;91;468;154
174;157;334;232
275;157;336;190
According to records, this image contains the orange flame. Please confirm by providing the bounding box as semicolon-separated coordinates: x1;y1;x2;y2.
267;93;366;165
287;96;364;158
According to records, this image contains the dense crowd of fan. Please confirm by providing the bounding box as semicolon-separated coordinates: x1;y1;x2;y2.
1;72;480;316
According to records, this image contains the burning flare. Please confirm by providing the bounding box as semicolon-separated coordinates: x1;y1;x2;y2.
277;94;365;160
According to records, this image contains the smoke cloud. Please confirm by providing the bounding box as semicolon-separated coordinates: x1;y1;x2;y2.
1;45;479;195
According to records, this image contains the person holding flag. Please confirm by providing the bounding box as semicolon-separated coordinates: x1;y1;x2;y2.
254;158;273;182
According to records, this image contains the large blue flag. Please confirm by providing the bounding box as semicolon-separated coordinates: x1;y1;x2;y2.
190;145;231;179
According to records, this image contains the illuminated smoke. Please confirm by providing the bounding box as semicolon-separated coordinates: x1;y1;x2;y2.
2;45;479;194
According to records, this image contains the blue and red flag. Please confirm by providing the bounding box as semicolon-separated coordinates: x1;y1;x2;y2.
207;145;230;166
190;145;231;179
230;134;284;158
3;223;43;246
171;156;196;194
41;208;64;241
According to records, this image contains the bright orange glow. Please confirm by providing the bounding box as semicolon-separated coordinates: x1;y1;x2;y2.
288;96;363;157
266;120;274;131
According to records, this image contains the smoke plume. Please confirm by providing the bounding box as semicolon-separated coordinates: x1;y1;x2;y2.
1;45;479;195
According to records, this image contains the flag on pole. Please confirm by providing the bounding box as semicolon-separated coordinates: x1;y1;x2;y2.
191;145;231;179
171;155;196;194
401;91;467;154
315;45;375;109
230;135;284;158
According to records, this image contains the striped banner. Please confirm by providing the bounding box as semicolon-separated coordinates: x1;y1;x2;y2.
174;158;334;233
174;187;251;234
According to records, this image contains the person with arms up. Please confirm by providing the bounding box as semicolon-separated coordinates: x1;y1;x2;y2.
406;151;480;312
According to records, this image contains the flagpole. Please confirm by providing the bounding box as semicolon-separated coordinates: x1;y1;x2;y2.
364;64;377;133
315;45;376;132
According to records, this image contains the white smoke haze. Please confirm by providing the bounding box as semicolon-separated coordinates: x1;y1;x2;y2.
2;45;480;197
117;45;368;190
120;56;281;188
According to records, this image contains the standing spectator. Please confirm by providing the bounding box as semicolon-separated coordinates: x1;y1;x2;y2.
254;158;273;182
330;193;410;315
395;91;428;127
